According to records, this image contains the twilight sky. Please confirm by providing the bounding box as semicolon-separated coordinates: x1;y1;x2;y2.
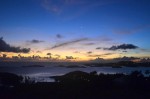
0;0;150;61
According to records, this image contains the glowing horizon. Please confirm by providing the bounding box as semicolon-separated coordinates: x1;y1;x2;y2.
0;0;150;62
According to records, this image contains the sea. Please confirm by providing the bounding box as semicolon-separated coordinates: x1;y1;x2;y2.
0;62;150;82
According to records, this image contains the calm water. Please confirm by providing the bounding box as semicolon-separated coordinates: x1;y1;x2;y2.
0;62;150;82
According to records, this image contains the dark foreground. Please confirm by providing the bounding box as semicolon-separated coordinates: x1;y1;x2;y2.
0;71;150;99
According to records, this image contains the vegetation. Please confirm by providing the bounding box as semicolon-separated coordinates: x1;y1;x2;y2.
0;71;150;99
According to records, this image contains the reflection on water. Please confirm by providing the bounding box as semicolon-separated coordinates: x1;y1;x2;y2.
0;63;150;82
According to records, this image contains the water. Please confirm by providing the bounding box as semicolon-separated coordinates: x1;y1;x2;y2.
0;62;150;82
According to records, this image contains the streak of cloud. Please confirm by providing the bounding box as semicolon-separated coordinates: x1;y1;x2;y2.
51;38;89;49
114;25;150;34
83;43;95;46
88;53;113;57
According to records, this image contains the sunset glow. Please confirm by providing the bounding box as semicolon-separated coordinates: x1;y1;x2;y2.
0;0;150;62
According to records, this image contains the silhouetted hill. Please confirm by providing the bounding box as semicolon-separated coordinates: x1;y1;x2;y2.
1;71;150;99
85;61;150;67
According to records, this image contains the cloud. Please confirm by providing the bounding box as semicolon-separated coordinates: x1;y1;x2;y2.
87;51;92;54
91;56;141;63
0;37;30;53
36;51;42;53
42;0;62;14
66;56;75;59
104;44;138;51
74;51;80;53
27;39;44;44
51;38;89;49
113;56;140;61
88;54;102;57
114;25;150;34
122;50;127;52
104;53;114;55
41;0;114;20
47;53;52;58
73;51;81;54
2;54;7;58
56;34;63;39
96;47;102;50
54;54;61;58
47;53;52;55
140;49;150;52
83;43;95;46
88;53;113;57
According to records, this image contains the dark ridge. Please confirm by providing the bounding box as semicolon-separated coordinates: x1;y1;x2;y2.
1;71;150;99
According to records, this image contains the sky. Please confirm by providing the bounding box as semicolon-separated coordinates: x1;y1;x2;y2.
0;0;150;62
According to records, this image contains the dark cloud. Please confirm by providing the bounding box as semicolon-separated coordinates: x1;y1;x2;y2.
47;53;52;58
2;54;7;58
66;56;75;59
51;38;89;49
36;51;42;53
88;54;102;57
113;56;140;61
104;53;114;55
18;54;21;57
27;39;44;44
88;53;113;57
56;34;63;39
96;47;102;50
122;50;127;52
0;37;30;53
55;54;61;58
83;43;95;46
87;51;92;54
91;56;141;63
47;53;52;55
104;44;138;51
